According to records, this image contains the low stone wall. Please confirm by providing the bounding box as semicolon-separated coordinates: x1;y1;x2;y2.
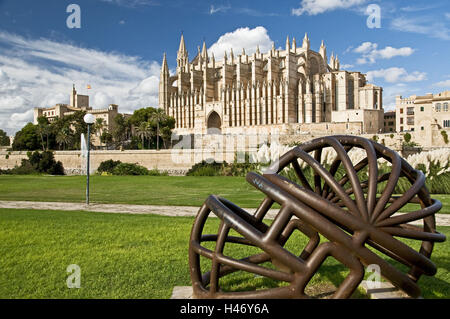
0;149;243;176
2;130;449;175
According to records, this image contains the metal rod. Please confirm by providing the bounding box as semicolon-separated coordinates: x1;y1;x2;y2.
86;124;90;205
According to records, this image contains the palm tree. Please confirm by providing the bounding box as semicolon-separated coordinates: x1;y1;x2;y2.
135;121;151;149
36;116;50;151
56;128;72;150
150;108;166;151
94;118;105;148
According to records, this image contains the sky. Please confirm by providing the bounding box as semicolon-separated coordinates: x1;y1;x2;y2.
0;0;449;135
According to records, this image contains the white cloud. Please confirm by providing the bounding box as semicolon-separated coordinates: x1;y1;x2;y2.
292;0;367;16
340;63;354;69
354;41;377;54
434;79;450;88
354;42;415;64
391;16;450;41
99;0;159;8
208;26;273;58
209;5;231;15
0;31;161;135
366;67;427;83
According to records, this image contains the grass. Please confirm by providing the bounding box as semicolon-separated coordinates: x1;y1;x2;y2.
0;208;449;299
0;175;449;214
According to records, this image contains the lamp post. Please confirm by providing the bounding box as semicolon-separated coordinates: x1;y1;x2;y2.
83;113;95;205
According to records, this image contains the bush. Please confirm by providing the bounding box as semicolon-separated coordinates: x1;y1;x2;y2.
186;160;227;176
1;151;64;175
403;132;412;143
441;130;449;144
112;163;149;175
148;168;168;176
97;160;122;174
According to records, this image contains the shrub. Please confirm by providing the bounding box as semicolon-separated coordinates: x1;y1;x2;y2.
112;163;149;175
403;132;412;143
441;130;449;144
186;160;226;176
97;159;122;174
2;151;64;175
148;168;168;176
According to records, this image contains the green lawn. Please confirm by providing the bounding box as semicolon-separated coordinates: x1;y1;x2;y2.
0;208;449;299
0;175;449;214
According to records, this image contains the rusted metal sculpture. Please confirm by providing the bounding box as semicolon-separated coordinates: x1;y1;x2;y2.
189;135;446;298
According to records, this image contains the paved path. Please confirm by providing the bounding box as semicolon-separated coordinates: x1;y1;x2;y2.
0;200;449;226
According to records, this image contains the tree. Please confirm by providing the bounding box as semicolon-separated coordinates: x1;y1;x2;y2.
111;114;130;149
0;129;10;146
135;121;152;149
129;107;175;150
100;131;113;149
12;123;40;151
404;132;412;143
150;108;166;151
56;128;72;150
36;116;51;151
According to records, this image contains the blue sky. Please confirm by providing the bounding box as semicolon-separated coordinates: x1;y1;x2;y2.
0;0;449;134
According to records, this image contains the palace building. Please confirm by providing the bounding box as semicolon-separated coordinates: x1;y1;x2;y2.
33;85;122;147
159;34;384;137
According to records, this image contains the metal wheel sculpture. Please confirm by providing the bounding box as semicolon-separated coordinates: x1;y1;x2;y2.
189;135;446;298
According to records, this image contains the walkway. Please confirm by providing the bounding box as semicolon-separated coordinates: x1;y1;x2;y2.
0;200;449;226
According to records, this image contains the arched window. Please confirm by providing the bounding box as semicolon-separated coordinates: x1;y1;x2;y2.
444;103;449;112
207;111;222;134
436;103;441;112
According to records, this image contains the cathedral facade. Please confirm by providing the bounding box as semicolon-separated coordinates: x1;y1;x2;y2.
159;34;384;137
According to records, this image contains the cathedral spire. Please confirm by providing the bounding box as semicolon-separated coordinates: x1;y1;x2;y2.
286;36;290;52
302;32;310;50
161;52;169;74
201;40;208;61
319;40;327;63
178;33;187;55
177;33;188;69
292;37;297;51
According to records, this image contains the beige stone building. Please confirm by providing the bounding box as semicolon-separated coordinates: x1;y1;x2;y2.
384;111;396;133
395;91;450;147
33;85;121;145
159;34;384;138
396;91;450;133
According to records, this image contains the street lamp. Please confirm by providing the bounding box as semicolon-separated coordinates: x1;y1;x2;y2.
83;113;95;205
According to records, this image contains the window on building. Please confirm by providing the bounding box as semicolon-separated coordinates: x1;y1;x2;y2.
421;126;424;131
400;118;403;124
400;108;404;114
420;106;424;111
400;126;403;131
444;120;450;128
444;103;449;112
407;117;414;125
407;107;414;115
436;103;441;112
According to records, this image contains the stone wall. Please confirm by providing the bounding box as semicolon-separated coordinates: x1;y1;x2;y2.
2;130;448;175
0;149;242;176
